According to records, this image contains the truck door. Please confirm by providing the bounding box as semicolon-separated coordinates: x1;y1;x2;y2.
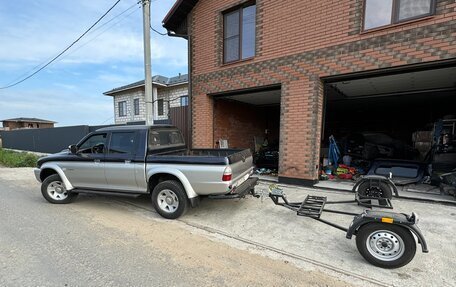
63;133;107;189
104;131;143;192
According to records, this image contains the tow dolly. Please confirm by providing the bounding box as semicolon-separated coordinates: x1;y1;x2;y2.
265;176;428;269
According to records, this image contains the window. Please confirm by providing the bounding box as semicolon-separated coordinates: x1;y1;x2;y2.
134;98;140;116
108;132;136;155
158;99;164;116
223;3;256;63
180;96;189;106
118;101;127;117
78;133;107;154
363;0;435;30
148;128;185;150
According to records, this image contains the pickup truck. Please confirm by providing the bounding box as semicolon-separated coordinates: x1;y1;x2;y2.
34;125;258;219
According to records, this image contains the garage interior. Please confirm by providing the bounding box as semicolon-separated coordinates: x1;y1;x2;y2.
213;87;281;178
320;65;456;200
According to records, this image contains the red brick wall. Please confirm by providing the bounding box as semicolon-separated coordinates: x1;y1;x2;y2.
189;0;456;182
214;100;266;150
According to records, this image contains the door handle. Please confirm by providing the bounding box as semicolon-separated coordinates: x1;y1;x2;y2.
94;159;101;164
125;160;131;164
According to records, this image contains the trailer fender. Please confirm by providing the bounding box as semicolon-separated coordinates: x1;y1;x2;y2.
346;212;428;253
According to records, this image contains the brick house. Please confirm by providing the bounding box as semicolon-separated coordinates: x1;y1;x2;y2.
1;118;56;130
104;74;189;125
163;0;456;185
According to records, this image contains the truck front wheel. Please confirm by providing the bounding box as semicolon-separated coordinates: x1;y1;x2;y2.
151;180;187;219
41;174;78;204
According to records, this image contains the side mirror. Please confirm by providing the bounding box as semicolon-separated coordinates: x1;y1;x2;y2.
69;145;78;154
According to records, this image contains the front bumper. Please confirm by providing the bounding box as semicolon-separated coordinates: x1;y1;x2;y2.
34;168;41;182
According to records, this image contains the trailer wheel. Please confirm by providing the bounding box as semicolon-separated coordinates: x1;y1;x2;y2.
151;180;187;219
356;223;416;268
357;181;392;199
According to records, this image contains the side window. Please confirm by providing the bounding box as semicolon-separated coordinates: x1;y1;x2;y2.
158;99;164;116
78;134;107;154
118;101;127;117
108;132;136;155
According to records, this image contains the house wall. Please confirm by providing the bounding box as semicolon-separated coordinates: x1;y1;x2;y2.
189;0;456;183
113;87;146;124
156;84;189;120
112;84;188;124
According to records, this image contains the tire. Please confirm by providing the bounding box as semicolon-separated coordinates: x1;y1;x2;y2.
151;180;187;219
41;174;78;204
356;223;416;268
357;181;392;199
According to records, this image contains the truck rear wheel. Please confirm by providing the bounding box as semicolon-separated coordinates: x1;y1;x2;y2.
41;174;78;204
151;180;187;219
356;223;416;268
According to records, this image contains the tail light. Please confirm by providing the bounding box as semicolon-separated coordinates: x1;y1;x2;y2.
222;166;232;181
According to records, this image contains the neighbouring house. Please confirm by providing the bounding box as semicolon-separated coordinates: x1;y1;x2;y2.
163;0;456;186
1;118;56;130
103;74;189;125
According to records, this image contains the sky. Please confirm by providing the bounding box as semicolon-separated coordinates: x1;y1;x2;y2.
0;0;188;126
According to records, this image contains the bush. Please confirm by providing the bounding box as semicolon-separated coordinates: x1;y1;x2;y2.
0;148;40;167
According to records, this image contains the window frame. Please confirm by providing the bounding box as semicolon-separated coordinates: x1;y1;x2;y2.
157;99;164;116
180;95;189;107
223;1;256;64
362;0;436;31
118;101;127;117
133;98;140;116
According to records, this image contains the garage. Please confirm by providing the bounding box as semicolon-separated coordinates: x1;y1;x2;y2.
320;64;456;198
212;86;281;178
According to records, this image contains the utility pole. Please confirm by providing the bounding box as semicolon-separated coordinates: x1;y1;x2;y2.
142;0;153;125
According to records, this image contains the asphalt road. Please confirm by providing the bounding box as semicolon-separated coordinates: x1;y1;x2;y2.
0;168;354;287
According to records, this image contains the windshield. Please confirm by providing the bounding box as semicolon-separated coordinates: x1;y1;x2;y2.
148;128;185;150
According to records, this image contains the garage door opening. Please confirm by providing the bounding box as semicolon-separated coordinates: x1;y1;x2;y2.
320;65;456;199
213;87;281;180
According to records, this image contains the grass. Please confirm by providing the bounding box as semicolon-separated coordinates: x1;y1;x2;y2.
0;148;40;168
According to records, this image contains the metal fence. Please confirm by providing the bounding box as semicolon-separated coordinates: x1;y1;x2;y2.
0;125;115;154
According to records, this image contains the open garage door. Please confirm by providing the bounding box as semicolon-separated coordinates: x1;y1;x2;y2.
321;64;456;194
212;86;281;179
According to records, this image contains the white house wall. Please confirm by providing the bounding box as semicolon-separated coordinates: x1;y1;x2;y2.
112;84;188;124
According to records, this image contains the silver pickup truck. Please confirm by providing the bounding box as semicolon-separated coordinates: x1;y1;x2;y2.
34;125;257;219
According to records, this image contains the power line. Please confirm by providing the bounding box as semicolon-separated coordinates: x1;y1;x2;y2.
62;5;140;61
0;0;121;90
150;25;167;36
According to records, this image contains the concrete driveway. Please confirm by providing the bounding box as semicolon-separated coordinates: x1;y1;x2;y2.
123;182;456;287
2;168;455;286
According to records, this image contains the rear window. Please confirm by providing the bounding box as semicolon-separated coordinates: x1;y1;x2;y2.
148;128;185;150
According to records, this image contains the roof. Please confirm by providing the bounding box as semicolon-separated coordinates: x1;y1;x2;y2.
162;0;198;33
95;125;175;132
1;117;56;124
103;74;189;96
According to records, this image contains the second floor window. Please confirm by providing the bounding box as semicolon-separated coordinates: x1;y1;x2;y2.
118;101;127;117
180;96;189;106
364;0;435;30
134;98;140;115
223;2;256;63
158;99;164;116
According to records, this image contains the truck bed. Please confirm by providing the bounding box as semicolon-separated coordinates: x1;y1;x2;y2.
147;148;252;165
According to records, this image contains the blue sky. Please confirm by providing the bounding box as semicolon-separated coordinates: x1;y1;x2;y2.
0;0;187;126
